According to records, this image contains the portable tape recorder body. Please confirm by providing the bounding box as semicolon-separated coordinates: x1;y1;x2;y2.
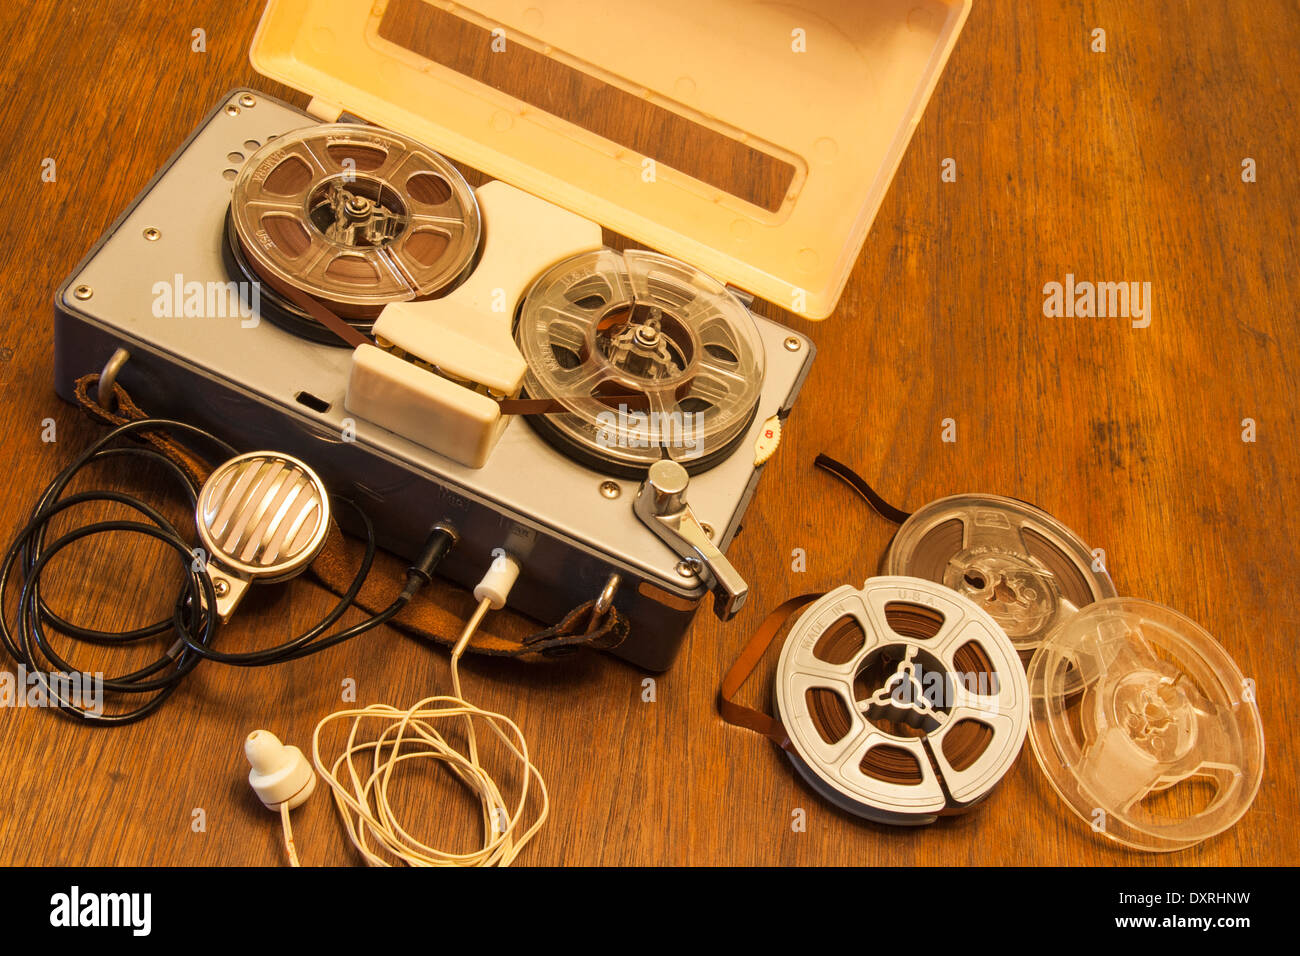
53;91;815;670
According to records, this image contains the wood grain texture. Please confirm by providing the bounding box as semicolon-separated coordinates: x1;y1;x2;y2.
0;0;1296;866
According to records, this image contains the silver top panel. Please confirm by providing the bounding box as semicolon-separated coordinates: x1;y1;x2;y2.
63;91;814;591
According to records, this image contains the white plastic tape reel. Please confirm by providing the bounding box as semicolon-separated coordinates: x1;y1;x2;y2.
1027;598;1264;852
882;495;1116;654
775;577;1029;825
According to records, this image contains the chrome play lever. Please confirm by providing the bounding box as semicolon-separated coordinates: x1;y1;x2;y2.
634;459;748;620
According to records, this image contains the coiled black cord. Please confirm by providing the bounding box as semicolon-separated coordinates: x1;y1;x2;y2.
0;418;423;726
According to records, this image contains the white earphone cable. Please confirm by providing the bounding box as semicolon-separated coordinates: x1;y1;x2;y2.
291;593;548;866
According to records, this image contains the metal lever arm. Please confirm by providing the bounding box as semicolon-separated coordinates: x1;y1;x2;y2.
634;460;748;620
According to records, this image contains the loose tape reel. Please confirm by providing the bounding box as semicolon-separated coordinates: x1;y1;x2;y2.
515;249;765;477
775;577;1028;825
882;495;1116;654
1027;598;1264;852
228;124;481;335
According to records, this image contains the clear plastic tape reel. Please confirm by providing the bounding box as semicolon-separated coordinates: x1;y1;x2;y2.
1027;598;1264;852
775;576;1029;826
881;494;1117;654
515;249;765;476
230;124;481;316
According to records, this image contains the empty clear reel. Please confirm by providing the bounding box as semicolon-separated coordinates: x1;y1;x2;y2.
881;495;1116;654
229;124;480;319
515;250;765;477
1027;598;1264;852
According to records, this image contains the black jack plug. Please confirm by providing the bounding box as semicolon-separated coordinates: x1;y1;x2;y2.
401;523;458;599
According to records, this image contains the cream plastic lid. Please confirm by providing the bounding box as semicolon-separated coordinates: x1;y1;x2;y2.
249;0;971;319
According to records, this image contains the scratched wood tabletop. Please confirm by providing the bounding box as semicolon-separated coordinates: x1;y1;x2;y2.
0;1;1295;867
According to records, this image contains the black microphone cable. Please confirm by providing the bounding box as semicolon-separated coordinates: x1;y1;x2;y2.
0;418;449;725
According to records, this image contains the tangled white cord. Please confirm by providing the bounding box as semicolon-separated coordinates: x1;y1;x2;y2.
303;599;548;866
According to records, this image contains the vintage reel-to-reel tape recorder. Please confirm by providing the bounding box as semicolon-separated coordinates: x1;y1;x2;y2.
52;0;972;669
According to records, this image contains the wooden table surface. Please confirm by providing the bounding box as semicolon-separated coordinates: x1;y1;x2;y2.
0;1;1296;867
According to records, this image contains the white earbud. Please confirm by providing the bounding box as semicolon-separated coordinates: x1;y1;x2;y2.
244;730;316;810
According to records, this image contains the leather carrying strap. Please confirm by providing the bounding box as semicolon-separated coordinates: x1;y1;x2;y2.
718;591;824;751
73;375;214;488
73;373;630;660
